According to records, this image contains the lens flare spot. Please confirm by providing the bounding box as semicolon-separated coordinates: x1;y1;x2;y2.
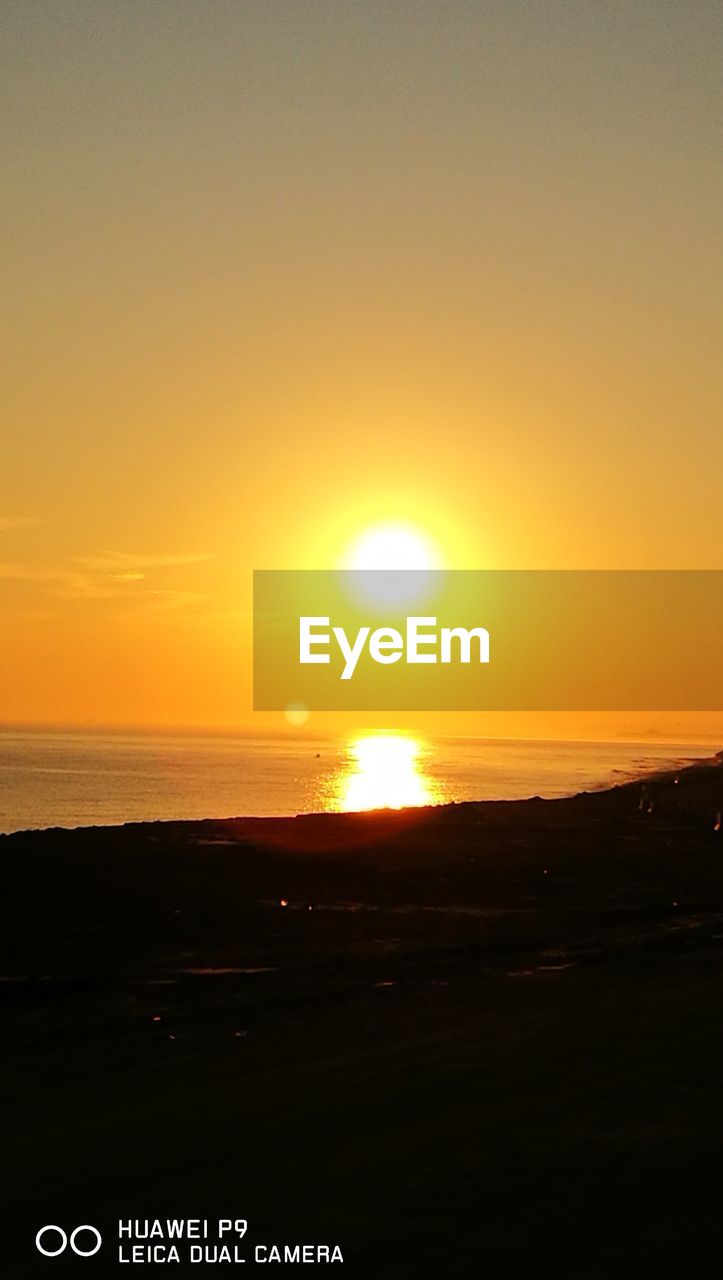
284;702;309;727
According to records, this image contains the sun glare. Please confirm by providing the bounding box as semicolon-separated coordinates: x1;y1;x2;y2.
335;733;441;812
343;523;442;572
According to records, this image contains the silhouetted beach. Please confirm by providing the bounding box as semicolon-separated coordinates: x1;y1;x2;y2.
3;753;723;1276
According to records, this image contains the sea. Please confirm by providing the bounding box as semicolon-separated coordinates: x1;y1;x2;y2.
0;728;713;835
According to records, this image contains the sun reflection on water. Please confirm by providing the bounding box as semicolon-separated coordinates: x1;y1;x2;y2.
333;733;442;812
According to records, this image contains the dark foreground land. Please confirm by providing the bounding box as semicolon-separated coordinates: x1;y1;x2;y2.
3;755;723;1278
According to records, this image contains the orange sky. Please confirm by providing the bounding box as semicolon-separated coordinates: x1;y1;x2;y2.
2;2;722;741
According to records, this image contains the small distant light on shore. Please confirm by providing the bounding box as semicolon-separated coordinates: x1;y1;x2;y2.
279;898;288;907
152;1015;161;1022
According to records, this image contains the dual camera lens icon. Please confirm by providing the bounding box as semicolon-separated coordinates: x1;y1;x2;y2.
35;1225;102;1258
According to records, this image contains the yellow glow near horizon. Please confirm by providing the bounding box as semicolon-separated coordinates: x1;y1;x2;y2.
335;733;441;811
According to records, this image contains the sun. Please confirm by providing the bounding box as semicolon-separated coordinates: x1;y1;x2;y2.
343;523;442;571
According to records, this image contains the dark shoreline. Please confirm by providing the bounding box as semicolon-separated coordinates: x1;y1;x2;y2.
3;752;723;1276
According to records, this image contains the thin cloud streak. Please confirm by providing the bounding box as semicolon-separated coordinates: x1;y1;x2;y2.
0;563;132;599
1;548;213;608
0;516;40;534
74;551;212;573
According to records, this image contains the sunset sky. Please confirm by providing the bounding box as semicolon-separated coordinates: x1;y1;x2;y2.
2;1;722;737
